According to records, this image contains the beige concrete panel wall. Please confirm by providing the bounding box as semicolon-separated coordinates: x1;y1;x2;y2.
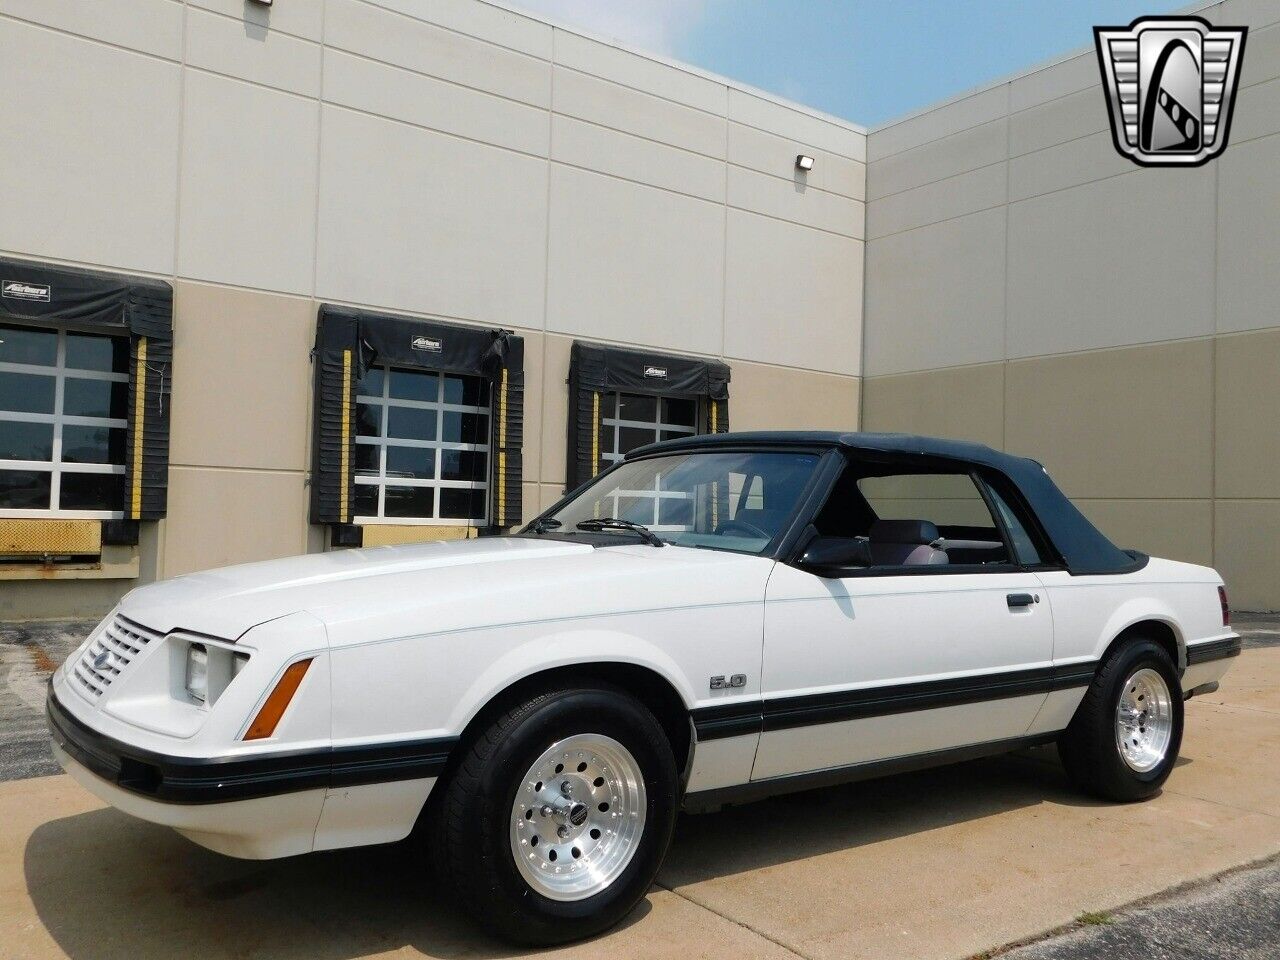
315;105;548;325
0;17;180;274
322;48;550;157
1006;169;1216;358
728;362;860;432
860;363;1004;450
868;86;1008;162
0;579;137;621
163;467;308;578
863;207;1006;376
727;89;865;163
723;210;863;375
1215;328;1280;498
728;123;865;201
867;163;1006;240
1008;87;1107;158
1004;341;1213;500
553;29;727;116
376;0;552;60
189;0;323;43
168;282;314;473
1215;500;1280;610
1217;132;1280;335
0;0;183;59
185;5;321;97
868;118;1006;201
538;333;573;488
727;166;863;239
325;0;551;108
1076;499;1214;567
546;165;725;354
552;67;727;159
177;72;319;295
551;114;725;203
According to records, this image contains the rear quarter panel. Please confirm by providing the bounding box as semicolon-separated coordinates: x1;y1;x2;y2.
1027;558;1234;735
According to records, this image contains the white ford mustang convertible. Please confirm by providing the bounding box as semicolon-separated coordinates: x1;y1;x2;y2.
48;432;1240;943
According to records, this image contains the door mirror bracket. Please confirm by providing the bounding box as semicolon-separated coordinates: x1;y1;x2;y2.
797;534;873;577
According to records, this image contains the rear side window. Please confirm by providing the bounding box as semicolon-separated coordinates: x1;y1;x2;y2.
984;484;1044;566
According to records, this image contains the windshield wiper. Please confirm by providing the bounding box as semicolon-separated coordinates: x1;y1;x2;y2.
529;517;562;534
575;517;664;547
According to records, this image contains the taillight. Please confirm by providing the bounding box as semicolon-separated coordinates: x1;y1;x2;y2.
1219;585;1230;627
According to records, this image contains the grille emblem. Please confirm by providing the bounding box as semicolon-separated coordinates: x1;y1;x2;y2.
92;649;111;671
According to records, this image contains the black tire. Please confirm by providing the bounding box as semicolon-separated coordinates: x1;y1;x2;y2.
435;684;678;945
1058;638;1183;802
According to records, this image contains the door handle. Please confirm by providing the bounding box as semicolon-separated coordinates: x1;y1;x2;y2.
1007;592;1037;609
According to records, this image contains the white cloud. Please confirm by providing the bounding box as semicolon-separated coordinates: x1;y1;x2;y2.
507;0;716;55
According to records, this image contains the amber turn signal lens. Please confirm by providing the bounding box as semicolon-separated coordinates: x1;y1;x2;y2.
244;659;312;740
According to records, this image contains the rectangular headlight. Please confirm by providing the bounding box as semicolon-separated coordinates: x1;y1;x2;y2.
185;643;209;703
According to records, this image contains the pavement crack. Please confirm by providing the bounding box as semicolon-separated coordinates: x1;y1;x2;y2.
654;879;816;960
1163;786;1280;821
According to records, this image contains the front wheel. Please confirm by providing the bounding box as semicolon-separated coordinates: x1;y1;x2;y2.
1059;638;1183;801
436;685;678;944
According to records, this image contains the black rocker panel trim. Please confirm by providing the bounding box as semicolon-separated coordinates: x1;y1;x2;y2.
690;661;1098;741
683;732;1059;811
1185;637;1243;666
47;687;456;805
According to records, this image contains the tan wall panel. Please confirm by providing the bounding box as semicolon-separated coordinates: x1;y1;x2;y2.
1214;500;1280;611
729;362;859;431
861;363;1004;449
169;283;314;472
1075;499;1214;567
0;579;135;621
538;334;573;488
1004;341;1213;499
163;467;308;578
1216;328;1280;498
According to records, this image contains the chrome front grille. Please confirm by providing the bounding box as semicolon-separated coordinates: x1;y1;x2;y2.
71;614;162;699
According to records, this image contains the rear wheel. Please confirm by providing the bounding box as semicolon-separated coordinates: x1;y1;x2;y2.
1059;638;1183;801
436;685;677;944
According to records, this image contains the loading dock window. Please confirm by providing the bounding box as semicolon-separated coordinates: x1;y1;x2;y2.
0;324;129;517
352;364;491;524
597;393;699;531
599;393;698;466
566;342;730;494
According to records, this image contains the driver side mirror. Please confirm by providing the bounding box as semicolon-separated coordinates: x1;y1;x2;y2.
797;535;873;577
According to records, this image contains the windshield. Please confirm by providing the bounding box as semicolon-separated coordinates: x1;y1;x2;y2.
532;450;821;554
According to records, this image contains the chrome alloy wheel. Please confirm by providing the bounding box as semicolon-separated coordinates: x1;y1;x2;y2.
509;734;647;901
1115;667;1175;772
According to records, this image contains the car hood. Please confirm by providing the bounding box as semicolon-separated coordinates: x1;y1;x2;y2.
118;537;772;644
119;538;595;639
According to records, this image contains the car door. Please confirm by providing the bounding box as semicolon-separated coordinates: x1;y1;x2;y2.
752;466;1055;781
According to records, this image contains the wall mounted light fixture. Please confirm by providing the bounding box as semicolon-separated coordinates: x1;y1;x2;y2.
795;154;815;172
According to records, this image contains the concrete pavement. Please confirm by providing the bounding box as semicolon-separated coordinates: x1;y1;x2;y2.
0;620;1277;959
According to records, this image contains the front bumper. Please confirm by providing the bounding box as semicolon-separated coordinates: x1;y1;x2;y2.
47;684;457;805
47;685;335;804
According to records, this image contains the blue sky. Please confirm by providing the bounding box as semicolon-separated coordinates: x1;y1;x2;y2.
512;1;1181;126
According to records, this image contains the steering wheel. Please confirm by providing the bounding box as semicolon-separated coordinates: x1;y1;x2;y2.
716;518;770;539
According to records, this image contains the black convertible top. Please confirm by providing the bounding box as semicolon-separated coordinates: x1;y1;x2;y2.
629;431;1143;575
